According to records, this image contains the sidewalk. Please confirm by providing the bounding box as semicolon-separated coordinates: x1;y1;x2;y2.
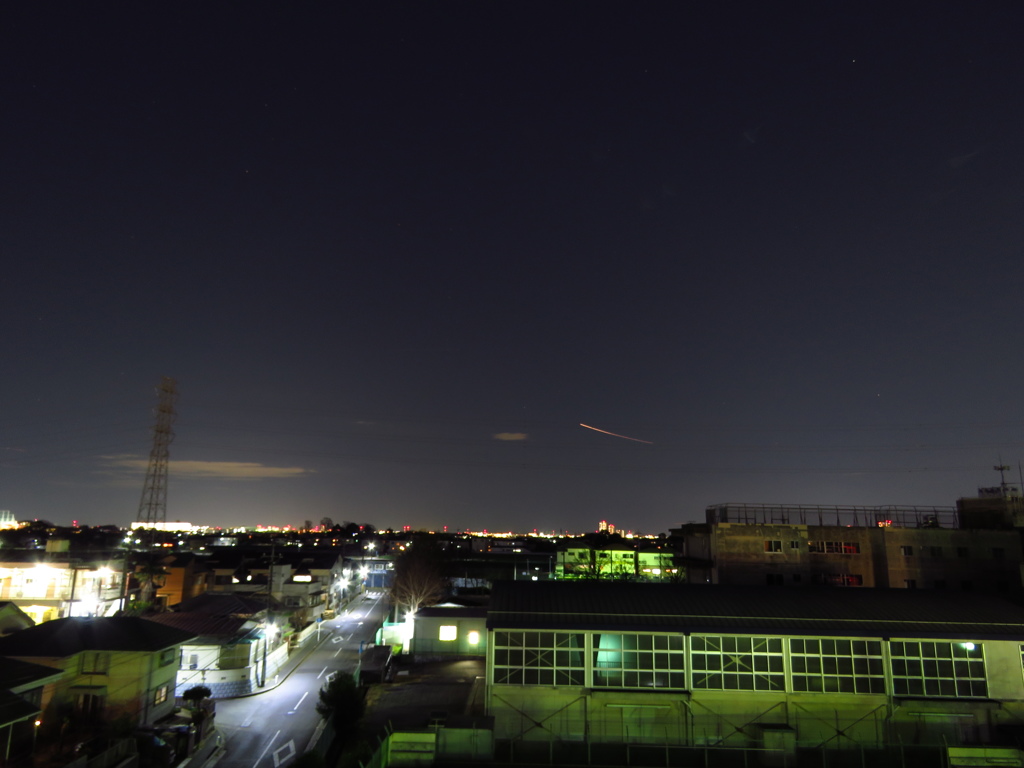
241;593;375;697
191;598;377;768
179;728;225;768
236;622;339;697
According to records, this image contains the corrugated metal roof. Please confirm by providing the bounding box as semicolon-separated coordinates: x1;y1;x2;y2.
487;582;1024;639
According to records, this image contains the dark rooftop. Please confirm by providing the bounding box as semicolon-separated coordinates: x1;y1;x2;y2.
144;612;256;643
0;657;65;692
489;581;1024;640
0;617;196;657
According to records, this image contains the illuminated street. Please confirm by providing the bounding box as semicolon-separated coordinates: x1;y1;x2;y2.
213;593;387;768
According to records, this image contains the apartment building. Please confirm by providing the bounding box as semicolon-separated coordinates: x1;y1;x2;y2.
0;542;126;623
672;503;1023;590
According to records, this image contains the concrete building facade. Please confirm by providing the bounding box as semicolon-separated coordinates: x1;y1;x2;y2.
672;504;1023;590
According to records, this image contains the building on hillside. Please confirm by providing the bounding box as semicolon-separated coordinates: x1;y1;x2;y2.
485;581;1024;763
0;658;65;767
556;541;677;580
0;617;196;733
671;504;1023;590
0;543;126;623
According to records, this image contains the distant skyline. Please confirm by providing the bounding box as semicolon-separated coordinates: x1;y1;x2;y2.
3;4;1024;532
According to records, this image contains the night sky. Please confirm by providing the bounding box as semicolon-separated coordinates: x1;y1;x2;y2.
4;3;1024;533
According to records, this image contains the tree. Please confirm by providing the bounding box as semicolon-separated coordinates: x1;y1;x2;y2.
182;685;213;733
388;539;446;618
316;674;364;736
134;557;168;605
182;685;211;704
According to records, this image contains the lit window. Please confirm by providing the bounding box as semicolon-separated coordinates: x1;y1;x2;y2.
468;631;480;645
154;685;168;706
439;625;457;641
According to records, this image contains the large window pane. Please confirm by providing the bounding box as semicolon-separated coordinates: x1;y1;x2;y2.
789;637;885;695
889;641;987;698
691;636;784;691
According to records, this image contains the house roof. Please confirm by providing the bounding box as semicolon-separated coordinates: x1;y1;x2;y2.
0;617;197;657
174;591;272;616
416;606;488;620
488;581;1024;640
0;657;65;692
0;688;40;729
144;613;255;642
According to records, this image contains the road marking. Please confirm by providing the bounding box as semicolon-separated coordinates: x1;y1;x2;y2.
333;648;342;658
254;730;280;768
272;740;296;768
292;692;308;711
331;636;344;644
317;667;328;679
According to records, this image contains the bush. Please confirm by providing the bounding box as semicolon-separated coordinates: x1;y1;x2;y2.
182;685;211;703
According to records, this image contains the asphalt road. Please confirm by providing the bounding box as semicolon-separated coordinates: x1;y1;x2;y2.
213;594;387;768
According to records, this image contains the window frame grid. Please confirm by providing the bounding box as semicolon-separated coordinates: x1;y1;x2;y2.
592;632;686;690
888;640;987;698
491;630;586;687
788;637;886;694
689;635;785;692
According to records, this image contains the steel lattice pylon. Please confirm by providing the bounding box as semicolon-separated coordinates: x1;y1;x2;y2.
136;376;178;527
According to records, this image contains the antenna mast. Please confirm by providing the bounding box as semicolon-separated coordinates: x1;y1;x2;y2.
136;377;178;529
995;463;1011;495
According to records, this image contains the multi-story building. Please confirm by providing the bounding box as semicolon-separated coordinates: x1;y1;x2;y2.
484;581;1024;763
151;552;211;608
0;541;126;623
201;549;345;626
556;541;677;581
144;611;287;698
0;617;196;732
672;503;1023;590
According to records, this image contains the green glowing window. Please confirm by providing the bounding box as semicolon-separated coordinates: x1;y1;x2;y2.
690;636;784;691
789;638;885;694
593;633;685;689
492;631;585;686
889;641;987;698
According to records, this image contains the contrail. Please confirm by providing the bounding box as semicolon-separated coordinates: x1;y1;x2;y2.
579;423;653;444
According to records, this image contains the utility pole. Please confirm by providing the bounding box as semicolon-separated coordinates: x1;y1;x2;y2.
261;540;277;687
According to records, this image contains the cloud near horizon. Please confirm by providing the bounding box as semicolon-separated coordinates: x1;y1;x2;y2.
102;456;314;479
493;432;528;441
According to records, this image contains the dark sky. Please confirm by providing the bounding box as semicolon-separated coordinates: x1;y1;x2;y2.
3;3;1024;533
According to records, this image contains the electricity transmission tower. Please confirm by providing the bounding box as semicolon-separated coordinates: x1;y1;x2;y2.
136;376;178;529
